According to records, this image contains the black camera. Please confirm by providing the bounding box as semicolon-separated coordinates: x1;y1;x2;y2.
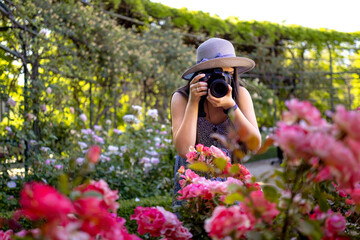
198;68;233;98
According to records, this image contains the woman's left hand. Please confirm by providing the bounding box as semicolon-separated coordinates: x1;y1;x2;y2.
206;84;236;110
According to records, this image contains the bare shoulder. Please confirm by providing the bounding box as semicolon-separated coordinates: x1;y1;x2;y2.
237;85;252;101
171;92;188;107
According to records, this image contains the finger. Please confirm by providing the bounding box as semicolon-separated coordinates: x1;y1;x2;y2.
190;73;205;85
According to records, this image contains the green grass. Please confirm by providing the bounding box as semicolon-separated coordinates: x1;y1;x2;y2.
247;146;277;163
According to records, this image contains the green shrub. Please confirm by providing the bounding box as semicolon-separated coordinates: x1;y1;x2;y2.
118;195;173;234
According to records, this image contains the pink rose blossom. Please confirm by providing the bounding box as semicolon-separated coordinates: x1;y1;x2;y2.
130;206;166;236
283;98;327;126
15;182;74;224
325;213;346;236
205;205;251;239
86;145;101;164
0;230;13;240
333;105;360;141
75;179;119;212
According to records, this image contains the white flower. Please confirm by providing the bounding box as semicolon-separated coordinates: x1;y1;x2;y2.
78;141;88;149
46;87;52;94
7;181;16;188
147;109;158;120
105;119;112;125
145;150;159;157
120;145;127;153
7;97;16;107
39;28;51;37
41;104;47;113
94;125;102;131
5;126;12;132
135;197;140;202
150;157;160;165
132;105;143;114
79;113;87;122
108;145;119;154
40;147;51;152
123;114;139;124
113;129;123;134
76;157;85;165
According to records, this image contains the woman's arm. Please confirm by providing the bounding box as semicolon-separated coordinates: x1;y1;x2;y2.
171;74;207;158
206;84;261;150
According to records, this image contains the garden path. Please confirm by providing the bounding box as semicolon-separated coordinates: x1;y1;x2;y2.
244;158;282;182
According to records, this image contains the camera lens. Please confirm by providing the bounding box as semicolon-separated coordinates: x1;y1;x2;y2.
210;79;228;98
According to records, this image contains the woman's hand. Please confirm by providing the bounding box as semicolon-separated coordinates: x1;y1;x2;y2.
207;84;236;110
189;74;208;104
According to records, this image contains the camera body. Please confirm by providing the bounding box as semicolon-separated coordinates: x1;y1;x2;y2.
198;68;233;98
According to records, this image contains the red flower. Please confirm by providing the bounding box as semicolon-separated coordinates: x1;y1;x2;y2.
130;206;166;237
75;179;119;212
16;182;74;224
86;145;101;164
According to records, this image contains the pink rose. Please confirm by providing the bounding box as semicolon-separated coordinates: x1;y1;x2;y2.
75;179;119;213
16;182;74;224
325;213;346;236
0;230;13;240
205;205;251;239
130;206;166;237
86;145;101;164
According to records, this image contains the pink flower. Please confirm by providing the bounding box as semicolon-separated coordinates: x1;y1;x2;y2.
243;190;279;224
46;87;52;94
179;169;200;188
283;98;326;126
79;113;87;122
210;145;227;159
0;230;13;240
185;151;197;163
15;182;74;224
130;206;191;240
130;206;166;237
86;145;101;164
205;205;251;239
73;197;121;237
177;183;213;200
274;123;309;160
325;213;346;236
75;179;119;212
178;165;185;174
70;107;75;114
333;105;360;141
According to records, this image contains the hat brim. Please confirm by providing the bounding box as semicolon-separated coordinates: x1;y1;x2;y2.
181;57;255;80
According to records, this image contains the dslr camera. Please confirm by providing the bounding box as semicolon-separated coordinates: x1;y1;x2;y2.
198;68;233;98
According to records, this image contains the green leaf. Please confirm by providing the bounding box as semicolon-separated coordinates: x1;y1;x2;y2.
189;162;210;172
213;157;227;171
262;185;278;202
224;192;244;205
58;173;69;195
314;185;329;212
230;164;240;174
297;220;322;240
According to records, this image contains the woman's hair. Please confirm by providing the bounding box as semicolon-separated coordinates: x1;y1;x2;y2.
175;67;246;104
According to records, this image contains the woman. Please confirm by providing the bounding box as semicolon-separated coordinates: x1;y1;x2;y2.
171;38;261;194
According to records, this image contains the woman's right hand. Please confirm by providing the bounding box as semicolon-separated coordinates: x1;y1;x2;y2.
189;73;208;103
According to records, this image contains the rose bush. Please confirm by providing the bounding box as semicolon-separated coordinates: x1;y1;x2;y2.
172;99;360;239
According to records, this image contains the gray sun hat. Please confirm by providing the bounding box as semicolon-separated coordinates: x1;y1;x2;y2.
182;38;255;80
